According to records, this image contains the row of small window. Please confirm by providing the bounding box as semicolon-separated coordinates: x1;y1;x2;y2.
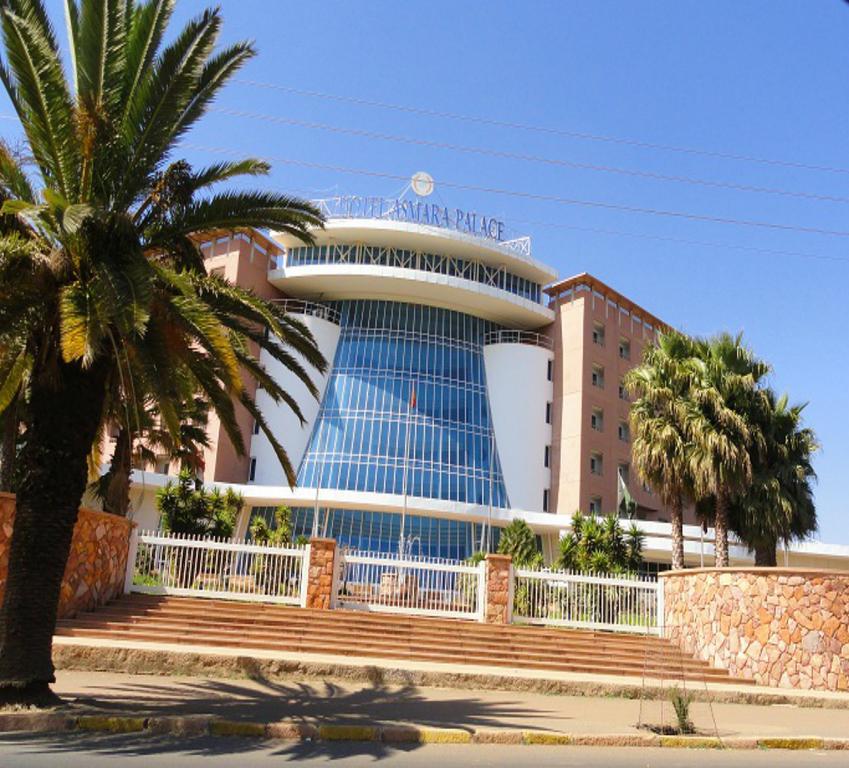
592;322;632;360
590;409;630;441
591;365;629;399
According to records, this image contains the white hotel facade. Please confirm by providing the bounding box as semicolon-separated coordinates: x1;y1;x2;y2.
124;196;849;571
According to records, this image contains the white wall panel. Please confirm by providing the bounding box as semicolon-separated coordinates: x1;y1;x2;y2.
250;315;341;486
484;344;553;512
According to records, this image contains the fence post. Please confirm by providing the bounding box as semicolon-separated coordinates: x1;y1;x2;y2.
484;553;513;624
476;561;486;622
123;526;140;595
298;544;311;608
656;576;665;637
304;537;337;610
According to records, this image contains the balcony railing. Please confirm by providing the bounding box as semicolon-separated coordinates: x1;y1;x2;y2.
483;330;553;350
272;299;340;325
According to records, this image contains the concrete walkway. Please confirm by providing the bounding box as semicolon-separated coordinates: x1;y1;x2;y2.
50;670;849;741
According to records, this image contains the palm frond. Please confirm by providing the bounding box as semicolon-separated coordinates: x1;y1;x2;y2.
0;4;79;198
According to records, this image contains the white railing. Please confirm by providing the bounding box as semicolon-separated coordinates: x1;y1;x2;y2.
129;531;309;606
483;329;553;350
271;298;340;324
334;549;485;621
512;568;660;635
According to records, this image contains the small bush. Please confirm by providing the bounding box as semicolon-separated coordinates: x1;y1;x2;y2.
670;687;695;735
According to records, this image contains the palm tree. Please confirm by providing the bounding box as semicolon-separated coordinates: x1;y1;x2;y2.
729;390;818;566
0;0;326;705
687;333;768;567
624;331;697;571
0;140;41;492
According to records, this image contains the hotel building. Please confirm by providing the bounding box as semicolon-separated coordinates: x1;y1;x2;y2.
126;196;849;570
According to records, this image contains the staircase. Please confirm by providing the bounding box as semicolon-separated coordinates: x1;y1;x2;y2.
56;593;749;685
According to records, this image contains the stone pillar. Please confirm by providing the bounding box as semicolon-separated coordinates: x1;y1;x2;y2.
484;553;513;624
304;537;337;610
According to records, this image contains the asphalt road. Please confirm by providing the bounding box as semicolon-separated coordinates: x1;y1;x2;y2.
0;733;846;767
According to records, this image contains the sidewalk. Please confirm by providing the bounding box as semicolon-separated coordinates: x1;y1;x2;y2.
36;670;849;742
53;635;849;707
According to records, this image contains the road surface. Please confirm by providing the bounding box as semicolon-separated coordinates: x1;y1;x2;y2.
0;733;845;767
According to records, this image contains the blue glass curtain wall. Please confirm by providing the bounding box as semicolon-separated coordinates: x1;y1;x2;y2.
297;300;509;507
249;506;501;561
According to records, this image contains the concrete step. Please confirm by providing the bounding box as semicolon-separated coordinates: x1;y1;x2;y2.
107;595;675;650
57;615;717;672
54;626;735;682
57;595;750;685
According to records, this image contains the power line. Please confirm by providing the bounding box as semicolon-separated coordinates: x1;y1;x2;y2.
177;141;849;241
234;79;849;177
506;216;848;264
209;107;849;205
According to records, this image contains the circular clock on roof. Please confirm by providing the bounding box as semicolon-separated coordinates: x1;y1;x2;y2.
411;171;435;197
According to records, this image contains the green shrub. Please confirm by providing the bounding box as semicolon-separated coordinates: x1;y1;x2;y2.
156;469;242;538
670;687;695;734
497;519;542;568
557;511;644;574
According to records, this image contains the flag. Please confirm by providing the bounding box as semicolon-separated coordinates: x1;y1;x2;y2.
409;383;416;410
618;468;636;519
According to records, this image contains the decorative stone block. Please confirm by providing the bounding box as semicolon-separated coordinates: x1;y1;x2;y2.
305;538;337;610
484;554;513;625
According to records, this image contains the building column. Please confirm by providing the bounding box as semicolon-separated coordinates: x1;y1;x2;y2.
304;537;337;610
484;553;513;624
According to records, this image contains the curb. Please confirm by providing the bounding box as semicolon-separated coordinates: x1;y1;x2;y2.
0;711;847;750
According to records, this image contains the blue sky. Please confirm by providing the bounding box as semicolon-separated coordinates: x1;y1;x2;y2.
4;2;849;543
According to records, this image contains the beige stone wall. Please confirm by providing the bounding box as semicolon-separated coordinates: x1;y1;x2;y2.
484;554;512;624
0;492;134;619
305;538;336;610
662;568;849;692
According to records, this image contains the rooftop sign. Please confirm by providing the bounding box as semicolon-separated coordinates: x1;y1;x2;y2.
314;195;508;243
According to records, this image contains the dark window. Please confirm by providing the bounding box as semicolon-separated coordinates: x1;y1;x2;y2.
546;359;553;382
544;445;550;468
542;489;550;513
249;457;257;482
545;402;552;424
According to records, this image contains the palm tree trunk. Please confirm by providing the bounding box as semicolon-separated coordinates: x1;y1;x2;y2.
670;496;685;571
754;541;777;567
102;427;132;517
714;489;730;567
0;396;19;493
0;359;108;706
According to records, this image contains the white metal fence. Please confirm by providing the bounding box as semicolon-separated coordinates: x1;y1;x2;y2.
512;568;661;635
129;531;309;606
334;549;485;621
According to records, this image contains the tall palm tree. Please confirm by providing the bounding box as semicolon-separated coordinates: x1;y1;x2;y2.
0;0;325;705
0;140;40;492
624;331;697;571
729;390;818;566
687;333;768;567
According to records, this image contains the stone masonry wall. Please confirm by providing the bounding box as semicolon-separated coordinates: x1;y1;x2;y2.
662;568;849;692
305;538;336;610
0;492;134;619
484;554;513;624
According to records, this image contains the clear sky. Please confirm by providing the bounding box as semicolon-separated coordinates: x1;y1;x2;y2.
3;1;848;543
